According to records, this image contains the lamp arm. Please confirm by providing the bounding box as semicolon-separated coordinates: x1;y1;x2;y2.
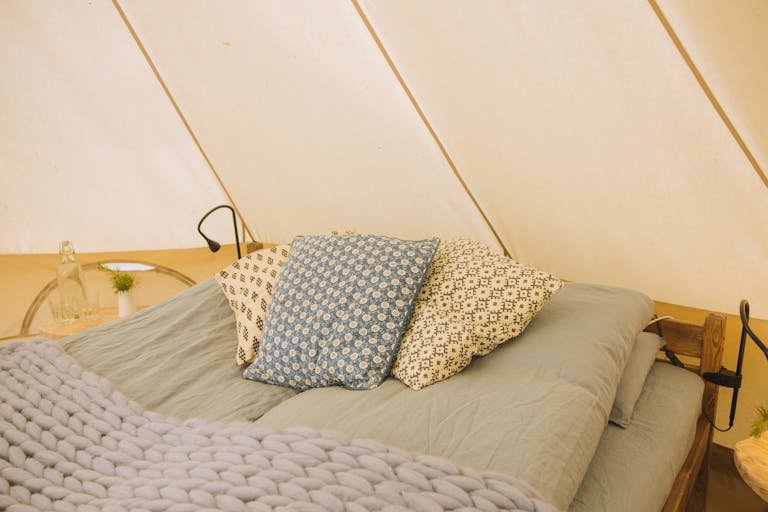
197;204;241;259
230;206;241;259
741;300;768;360
703;299;767;432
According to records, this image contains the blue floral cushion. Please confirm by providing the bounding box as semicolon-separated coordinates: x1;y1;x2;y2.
244;235;439;390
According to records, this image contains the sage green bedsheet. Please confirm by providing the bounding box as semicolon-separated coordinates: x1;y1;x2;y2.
63;279;297;422
570;362;703;512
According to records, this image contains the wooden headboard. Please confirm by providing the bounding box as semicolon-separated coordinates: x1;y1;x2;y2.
645;314;726;421
645;313;726;512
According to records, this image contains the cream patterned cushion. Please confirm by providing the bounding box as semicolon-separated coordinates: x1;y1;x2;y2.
393;239;563;390
215;245;290;365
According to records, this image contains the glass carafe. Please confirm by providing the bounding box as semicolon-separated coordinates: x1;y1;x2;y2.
57;240;87;317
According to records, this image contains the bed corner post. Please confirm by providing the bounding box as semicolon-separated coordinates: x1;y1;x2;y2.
687;312;726;511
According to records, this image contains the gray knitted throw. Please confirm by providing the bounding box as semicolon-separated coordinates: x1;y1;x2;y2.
0;341;556;512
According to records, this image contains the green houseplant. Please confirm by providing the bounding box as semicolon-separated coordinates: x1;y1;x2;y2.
752;406;768;438
98;265;137;317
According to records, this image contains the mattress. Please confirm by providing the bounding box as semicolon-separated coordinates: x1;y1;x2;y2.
63;278;297;422
570;362;704;512
62;279;653;510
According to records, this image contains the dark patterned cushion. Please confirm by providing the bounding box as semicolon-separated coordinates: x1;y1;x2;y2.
215;246;290;365
393;239;563;390
244;235;439;390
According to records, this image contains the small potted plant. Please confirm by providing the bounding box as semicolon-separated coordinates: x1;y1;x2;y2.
98;264;137;317
753;406;768;439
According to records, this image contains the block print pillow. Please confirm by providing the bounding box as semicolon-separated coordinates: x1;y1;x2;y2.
215;245;290;365
244;234;439;391
393;239;563;390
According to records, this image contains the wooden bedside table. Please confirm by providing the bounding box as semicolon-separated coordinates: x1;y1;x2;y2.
18;259;195;340
735;435;768;503
38;306;143;340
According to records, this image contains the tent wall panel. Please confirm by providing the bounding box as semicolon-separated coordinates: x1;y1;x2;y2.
359;0;768;317
659;0;768;182
0;0;231;253
119;0;500;248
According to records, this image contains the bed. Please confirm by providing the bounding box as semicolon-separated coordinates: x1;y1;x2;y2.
2;276;724;511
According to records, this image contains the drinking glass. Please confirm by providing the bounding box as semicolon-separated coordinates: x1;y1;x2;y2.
81;292;100;323
49;298;75;324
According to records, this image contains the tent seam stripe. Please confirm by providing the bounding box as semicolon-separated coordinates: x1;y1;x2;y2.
349;0;512;257
648;0;768;191
111;0;258;244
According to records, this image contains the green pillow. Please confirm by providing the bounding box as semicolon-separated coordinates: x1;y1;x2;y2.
610;332;664;427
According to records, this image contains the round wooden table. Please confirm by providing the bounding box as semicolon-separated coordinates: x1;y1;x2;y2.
735;434;768;502
38;307;139;339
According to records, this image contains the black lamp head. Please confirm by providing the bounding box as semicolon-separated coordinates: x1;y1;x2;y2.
205;238;221;253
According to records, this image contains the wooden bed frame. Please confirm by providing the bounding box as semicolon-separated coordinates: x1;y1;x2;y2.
646;313;726;512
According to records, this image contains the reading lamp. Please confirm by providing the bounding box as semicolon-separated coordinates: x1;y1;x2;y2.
197;204;241;260
703;300;768;432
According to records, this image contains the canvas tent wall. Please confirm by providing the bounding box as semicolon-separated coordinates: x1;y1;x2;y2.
0;0;241;253
0;0;766;448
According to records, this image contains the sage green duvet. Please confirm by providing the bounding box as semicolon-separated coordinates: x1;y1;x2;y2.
63;279;297;422
253;283;653;509
61;278;698;511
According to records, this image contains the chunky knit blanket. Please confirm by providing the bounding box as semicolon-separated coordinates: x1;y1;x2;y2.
0;340;556;512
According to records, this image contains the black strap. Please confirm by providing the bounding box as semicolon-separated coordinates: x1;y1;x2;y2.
652;315;685;368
